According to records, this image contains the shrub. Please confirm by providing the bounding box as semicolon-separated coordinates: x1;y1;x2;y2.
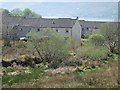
27;28;71;69
79;45;109;60
89;34;105;46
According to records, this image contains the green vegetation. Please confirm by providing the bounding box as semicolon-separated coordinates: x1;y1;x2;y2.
99;23;118;54
27;28;71;69
0;8;41;18
2;65;45;87
1;21;119;88
2;60;118;88
89;34;105;46
22;8;41;18
79;45;109;60
0;8;9;14
9;8;22;16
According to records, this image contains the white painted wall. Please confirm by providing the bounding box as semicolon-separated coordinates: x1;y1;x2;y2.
52;28;72;38
72;20;82;41
17;22;81;41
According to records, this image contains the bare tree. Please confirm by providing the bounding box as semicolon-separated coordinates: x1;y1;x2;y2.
100;23;118;54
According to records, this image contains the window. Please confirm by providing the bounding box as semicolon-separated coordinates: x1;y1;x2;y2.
37;28;40;31
87;27;89;30
82;28;84;31
20;28;22;31
65;29;69;33
56;29;58;32
28;36;31;39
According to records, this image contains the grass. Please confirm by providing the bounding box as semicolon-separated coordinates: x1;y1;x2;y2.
2;65;46;87
2;60;119;88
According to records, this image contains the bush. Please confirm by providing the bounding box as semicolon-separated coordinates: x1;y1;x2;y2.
89;34;105;46
79;45;109;60
27;28;71;69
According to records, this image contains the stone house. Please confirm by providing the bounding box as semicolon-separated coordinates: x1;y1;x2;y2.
1;13;105;41
79;20;105;38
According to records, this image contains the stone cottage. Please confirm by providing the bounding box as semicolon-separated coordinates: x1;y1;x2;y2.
1;13;105;41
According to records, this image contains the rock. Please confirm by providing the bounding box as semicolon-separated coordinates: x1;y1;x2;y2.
24;70;31;74
33;57;42;64
7;71;20;76
2;60;12;67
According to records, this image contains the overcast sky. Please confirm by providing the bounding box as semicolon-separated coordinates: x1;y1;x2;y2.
0;0;119;2
0;1;118;21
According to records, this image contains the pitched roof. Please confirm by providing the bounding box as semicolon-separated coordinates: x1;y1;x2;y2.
1;13;76;28
1;13;106;29
19;18;76;28
79;20;105;29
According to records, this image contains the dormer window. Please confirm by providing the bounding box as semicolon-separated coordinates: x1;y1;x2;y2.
53;22;55;24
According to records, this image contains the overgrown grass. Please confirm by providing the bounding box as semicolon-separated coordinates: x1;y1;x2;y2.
79;45;109;60
2;66;46;87
7;61;118;88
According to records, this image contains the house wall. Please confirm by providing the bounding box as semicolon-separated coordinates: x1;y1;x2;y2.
81;27;93;37
17;26;42;39
2;24;14;40
81;27;99;38
52;28;72;38
17;26;31;39
9;20;83;41
72;20;81;41
17;26;72;40
16;21;81;41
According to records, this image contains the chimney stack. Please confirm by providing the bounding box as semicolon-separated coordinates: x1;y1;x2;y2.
76;16;79;20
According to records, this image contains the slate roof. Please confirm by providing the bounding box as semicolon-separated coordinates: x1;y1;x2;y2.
1;13;22;26
79;20;105;29
19;18;76;28
1;13;105;29
1;13;76;28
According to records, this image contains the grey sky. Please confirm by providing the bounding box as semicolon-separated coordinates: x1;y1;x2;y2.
0;0;119;2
